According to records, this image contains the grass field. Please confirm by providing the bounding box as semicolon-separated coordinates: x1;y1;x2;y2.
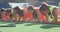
0;22;60;32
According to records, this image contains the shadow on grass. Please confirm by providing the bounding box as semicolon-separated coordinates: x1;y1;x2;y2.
0;31;2;32
40;21;60;29
0;25;16;27
0;21;25;24
24;22;40;26
0;22;16;27
40;24;60;29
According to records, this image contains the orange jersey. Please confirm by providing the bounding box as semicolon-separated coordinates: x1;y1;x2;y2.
24;12;33;21
2;12;10;20
39;13;47;21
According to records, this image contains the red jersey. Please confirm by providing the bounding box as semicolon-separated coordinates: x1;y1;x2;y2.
24;11;33;21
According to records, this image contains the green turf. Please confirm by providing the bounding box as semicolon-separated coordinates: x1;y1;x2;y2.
0;23;60;32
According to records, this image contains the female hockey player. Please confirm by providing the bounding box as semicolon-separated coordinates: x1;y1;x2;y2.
39;2;59;24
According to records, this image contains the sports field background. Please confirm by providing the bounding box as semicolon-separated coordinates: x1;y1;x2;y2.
0;22;60;32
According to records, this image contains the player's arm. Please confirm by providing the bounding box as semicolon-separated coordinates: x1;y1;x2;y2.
53;8;58;24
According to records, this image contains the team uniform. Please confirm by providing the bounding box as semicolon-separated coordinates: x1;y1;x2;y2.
47;5;60;23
